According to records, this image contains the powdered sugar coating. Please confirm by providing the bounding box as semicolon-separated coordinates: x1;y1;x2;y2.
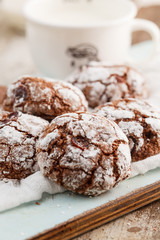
3;77;88;120
0;111;48;180
37;112;131;196
95;98;160;162
66;61;148;108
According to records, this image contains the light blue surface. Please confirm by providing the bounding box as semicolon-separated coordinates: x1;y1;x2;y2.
0;41;159;240
129;40;153;61
0;168;160;240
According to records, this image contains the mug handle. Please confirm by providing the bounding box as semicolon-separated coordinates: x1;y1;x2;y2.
129;18;160;64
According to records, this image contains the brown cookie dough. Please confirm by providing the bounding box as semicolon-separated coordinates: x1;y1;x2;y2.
0;111;48;180
37;112;131;196
66;61;148;108
95;98;160;162
3;77;88;120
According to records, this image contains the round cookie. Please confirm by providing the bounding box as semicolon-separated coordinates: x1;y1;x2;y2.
0;111;48;180
95;98;160;162
66;61;148;108
3;77;88;120
37;112;131;196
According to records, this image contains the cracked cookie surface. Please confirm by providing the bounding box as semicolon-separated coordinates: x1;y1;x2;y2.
95;98;160;162
0;111;48;180
66;61;148;108
37;112;131;196
3;77;88;120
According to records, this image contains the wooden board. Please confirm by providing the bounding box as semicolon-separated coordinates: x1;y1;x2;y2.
29;180;160;240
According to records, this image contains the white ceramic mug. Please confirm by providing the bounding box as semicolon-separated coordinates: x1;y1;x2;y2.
24;0;160;79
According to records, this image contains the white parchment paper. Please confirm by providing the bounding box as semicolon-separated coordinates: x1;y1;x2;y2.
0;152;160;212
1;41;160;212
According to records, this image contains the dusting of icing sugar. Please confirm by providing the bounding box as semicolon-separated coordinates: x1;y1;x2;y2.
67;62;128;84
0;111;48;179
145;117;160;131
60;145;99;173
54;98;62;109
118;121;143;138
100;155;114;173
55;113;78;127
123;100;160;118
97;107;135;121
79;66;111;82
95;98;160;161
81;145;100;159
105;119;128;143
37;112;131;196
0;126;24;144
68;122;86;138
136;138;144;151
66;62;147;108
16;113;48;136
90;166;115;192
57;88;80;110
127;69;144;92
88;82;105;101
85;128;97;139
4;77;88;119
28;82;51;102
39;129;60;150
117;143;131;170
44;77;88;109
62;170;88;190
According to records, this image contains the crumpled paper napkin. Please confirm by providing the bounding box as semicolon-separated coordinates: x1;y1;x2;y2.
0;171;65;212
0;153;160;212
1;42;160;213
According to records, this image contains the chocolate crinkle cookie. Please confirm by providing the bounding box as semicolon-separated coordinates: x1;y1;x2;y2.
0;111;48;180
3;77;88;120
95;98;160;162
66;61;148;108
37;112;131;196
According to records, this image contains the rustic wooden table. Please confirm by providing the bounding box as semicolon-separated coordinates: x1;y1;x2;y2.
75;201;160;240
0;6;160;239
